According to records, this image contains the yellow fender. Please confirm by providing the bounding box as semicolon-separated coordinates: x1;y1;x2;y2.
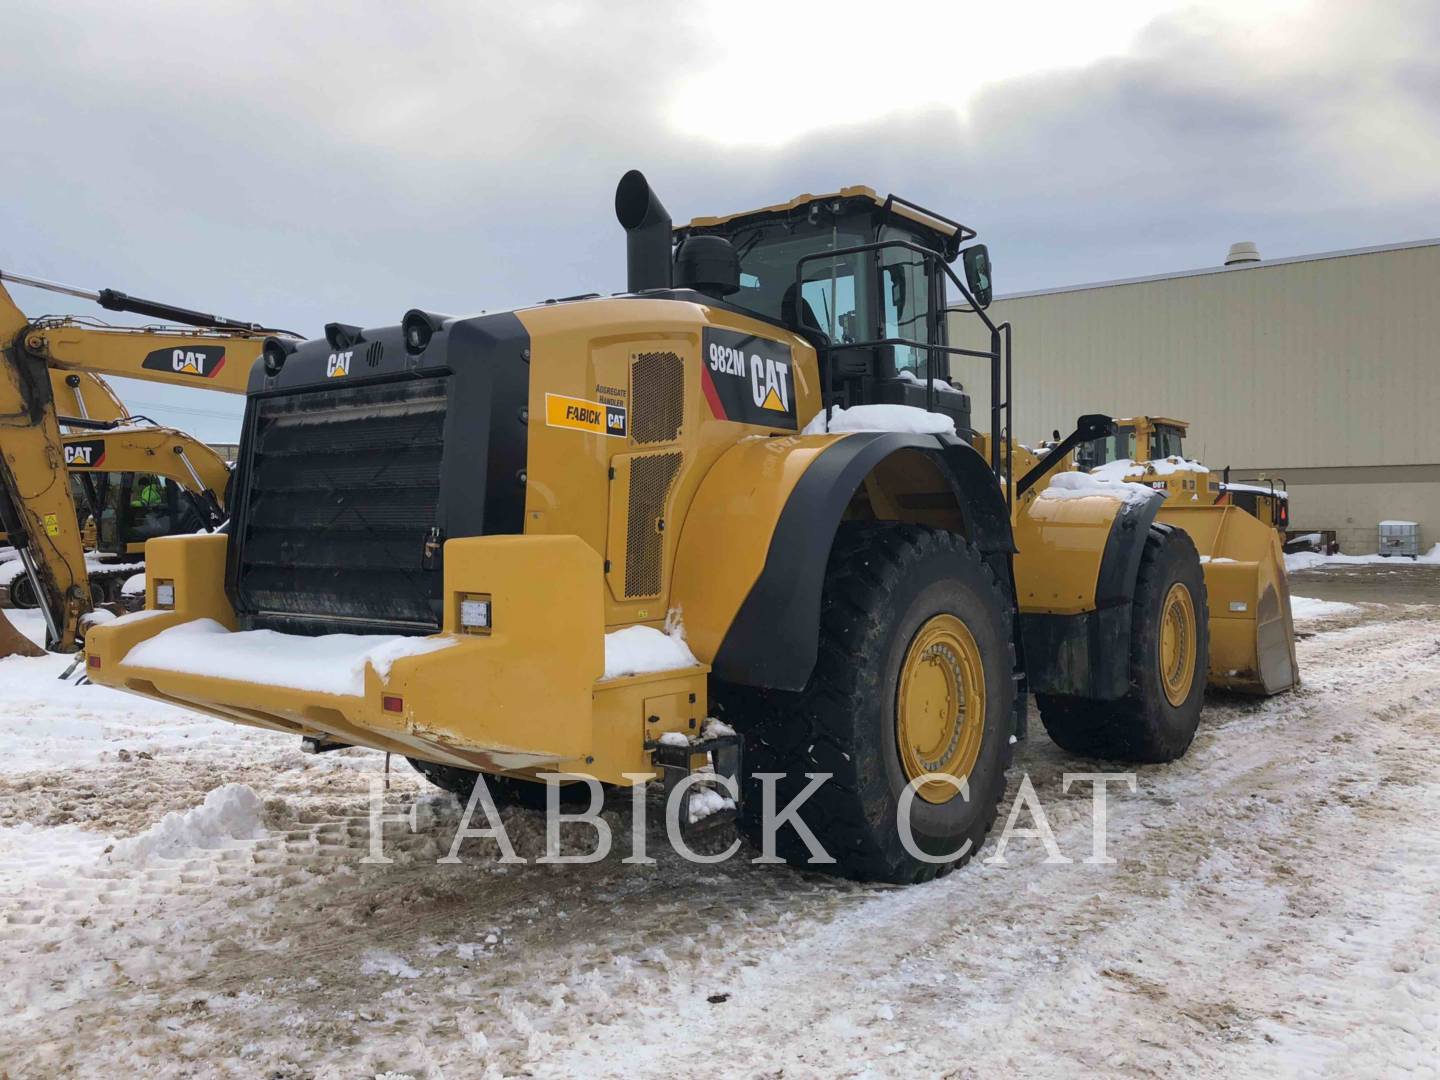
672;430;1014;692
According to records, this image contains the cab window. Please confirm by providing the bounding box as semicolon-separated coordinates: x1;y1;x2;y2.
725;218;870;330
878;225;936;374
1106;425;1138;462
1150;425;1184;459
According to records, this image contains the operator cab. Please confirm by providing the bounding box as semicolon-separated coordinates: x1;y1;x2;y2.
72;471;208;558
1088;416;1188;466
673;187;996;440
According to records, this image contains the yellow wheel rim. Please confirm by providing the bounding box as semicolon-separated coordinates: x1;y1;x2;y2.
896;614;987;804
1159;582;1198;707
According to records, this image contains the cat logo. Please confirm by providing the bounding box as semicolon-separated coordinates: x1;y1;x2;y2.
141;345;226;379
62;440;105;468
751;355;791;414
326;351;353;378
699;327;797;430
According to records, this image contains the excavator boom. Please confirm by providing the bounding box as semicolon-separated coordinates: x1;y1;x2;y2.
0;272;286;652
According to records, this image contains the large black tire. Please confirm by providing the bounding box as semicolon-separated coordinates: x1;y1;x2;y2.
405;758;595;810
1036;525;1209;763
716;524;1016;885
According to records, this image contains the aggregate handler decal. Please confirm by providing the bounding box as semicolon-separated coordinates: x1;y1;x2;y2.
545;393;628;437
700;327;796;430
63;439;106;468
141;345;227;379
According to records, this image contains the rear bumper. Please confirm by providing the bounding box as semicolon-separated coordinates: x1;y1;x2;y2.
86;533;709;780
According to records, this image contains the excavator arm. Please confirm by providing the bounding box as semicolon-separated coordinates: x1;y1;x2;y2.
0;272;286;652
51;370;128;424
62;421;232;534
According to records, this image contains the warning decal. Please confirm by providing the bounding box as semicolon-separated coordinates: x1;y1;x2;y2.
545;393;628;438
699;327;796;430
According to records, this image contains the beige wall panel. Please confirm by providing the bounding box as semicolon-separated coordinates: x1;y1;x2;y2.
949;243;1440;471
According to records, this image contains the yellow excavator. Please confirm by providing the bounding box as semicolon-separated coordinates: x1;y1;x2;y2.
0;270;291;652
1;421;232;608
88;174;1297;883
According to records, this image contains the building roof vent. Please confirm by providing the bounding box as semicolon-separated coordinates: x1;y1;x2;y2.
1225;241;1261;266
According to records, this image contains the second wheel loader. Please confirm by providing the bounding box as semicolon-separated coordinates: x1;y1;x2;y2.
88;173;1296;884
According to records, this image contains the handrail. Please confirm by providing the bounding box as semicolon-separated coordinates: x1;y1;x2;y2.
792;238;1013;501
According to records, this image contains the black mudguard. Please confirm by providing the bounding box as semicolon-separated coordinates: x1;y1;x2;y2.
712;432;1015;692
1019;495;1167;700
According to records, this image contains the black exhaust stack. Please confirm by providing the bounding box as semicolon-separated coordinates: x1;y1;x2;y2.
615;170;672;292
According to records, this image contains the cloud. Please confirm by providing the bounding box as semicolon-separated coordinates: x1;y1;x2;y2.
0;0;1434;439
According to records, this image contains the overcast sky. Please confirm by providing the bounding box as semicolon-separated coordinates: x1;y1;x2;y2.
2;0;1436;440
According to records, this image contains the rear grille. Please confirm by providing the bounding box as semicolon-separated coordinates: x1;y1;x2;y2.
629;351;684;444
624;451;682;598
233;376;449;632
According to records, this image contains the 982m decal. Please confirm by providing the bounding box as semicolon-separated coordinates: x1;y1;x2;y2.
700;327;796;430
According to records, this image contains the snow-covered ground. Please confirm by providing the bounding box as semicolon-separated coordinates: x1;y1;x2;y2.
1;578;1438;1077
1286;543;1440;572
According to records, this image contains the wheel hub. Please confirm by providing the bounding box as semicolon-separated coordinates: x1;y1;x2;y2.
896;614;986;804
1159;581;1197;707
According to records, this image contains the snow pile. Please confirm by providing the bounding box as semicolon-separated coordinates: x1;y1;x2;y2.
1290;596;1362;620
121;573;146;596
110;783;265;863
1225;481;1287;499
687;786;736;825
603;624;699;681
895;369;964;395
121;619;458;696
1092;457;1209;483
1038;470;1159;508
359;951;422;979
1286;543;1440;572
79;609;117;631
802;404;955;437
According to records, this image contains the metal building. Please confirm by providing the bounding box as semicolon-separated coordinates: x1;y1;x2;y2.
948;238;1440;554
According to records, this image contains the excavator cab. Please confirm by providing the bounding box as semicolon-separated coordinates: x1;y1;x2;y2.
80;471;206;557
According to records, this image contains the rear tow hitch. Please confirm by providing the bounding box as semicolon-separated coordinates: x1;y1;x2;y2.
650;725;743;839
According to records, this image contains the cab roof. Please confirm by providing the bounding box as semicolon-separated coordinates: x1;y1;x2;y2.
678;186;974;260
1116;416;1190;430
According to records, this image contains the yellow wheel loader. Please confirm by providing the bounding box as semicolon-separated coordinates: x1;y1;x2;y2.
0;270;291;651
1077;415;1297;695
1088;415;1291;534
87;174;1293;883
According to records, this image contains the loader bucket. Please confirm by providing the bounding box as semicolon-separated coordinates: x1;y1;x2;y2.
0;607;43;658
1157;504;1298;695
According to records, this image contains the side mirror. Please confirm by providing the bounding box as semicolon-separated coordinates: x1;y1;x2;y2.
961;245;993;309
